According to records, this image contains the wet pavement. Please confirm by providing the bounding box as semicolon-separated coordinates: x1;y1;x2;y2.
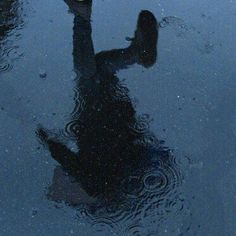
1;0;236;235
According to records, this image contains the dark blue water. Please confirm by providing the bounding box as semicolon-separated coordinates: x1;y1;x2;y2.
1;0;236;235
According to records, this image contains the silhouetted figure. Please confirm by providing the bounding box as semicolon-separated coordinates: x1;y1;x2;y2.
37;2;179;214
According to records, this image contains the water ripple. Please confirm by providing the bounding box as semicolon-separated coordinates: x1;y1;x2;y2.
0;1;25;74
91;217;118;234
70;88;85;118
129;114;151;135
143;169;168;193
64;120;82;139
124;223;145;236
121;175;144;198
0;59;13;73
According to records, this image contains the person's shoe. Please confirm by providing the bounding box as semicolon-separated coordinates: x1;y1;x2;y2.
130;10;159;68
64;0;92;20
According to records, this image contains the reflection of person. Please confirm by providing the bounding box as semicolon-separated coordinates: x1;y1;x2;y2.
37;1;174;208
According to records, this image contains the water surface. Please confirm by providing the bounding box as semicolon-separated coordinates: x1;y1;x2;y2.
1;0;236;235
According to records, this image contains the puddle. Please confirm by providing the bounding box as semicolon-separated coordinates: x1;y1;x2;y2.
1;0;236;235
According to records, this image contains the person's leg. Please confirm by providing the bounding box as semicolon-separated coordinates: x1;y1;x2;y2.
64;0;92;22
131;10;159;68
95;10;159;74
73;15;96;78
64;0;96;78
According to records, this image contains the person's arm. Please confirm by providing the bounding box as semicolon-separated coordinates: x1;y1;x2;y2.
36;127;80;171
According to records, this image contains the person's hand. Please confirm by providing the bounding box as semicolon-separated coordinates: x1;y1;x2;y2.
36;125;50;145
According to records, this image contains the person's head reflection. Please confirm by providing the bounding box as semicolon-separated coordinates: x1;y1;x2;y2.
37;2;177;210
